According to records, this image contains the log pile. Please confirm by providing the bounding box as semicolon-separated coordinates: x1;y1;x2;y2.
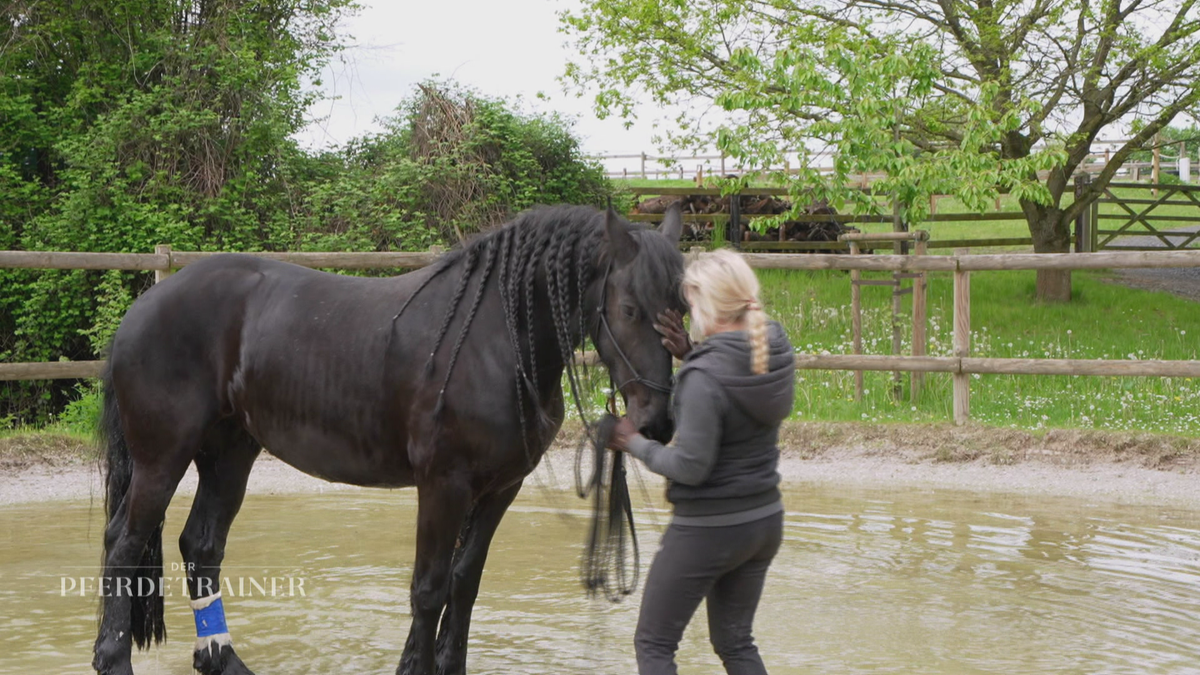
631;195;859;245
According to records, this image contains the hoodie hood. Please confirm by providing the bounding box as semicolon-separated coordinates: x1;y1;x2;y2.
678;321;795;427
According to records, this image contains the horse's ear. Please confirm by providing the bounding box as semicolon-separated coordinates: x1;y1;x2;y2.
605;205;639;266
659;202;682;245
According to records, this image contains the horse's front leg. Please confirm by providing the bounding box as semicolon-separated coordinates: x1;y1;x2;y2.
397;478;474;675
434;480;524;675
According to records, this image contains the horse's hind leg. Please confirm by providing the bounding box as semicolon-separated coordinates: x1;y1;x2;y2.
434;480;524;675
94;398;207;675
180;421;261;675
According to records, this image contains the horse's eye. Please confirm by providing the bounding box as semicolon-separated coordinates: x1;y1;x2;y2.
621;304;637;319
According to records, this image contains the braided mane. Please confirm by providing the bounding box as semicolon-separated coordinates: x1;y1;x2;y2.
396;205;618;454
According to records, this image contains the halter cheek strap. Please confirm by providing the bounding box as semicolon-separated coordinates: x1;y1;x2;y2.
595;262;674;396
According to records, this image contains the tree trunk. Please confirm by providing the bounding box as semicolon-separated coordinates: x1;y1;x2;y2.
1026;205;1072;302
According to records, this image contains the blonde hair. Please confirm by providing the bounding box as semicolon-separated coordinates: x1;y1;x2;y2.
683;248;769;374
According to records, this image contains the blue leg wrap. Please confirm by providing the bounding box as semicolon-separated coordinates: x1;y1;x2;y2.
191;592;233;653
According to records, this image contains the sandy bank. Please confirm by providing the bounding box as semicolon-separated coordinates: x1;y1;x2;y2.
2;422;1197;508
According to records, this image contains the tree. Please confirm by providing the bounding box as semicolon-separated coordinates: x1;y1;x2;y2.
0;0;353;421
1128;124;1200;165
562;0;1200;300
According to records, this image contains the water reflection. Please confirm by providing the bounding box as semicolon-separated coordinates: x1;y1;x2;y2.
2;485;1199;674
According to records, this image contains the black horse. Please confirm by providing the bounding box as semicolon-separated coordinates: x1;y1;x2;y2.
92;205;686;675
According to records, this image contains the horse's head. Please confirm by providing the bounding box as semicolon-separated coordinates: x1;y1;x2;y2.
594;204;686;443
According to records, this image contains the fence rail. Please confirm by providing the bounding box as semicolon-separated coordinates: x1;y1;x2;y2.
5;248;1200;424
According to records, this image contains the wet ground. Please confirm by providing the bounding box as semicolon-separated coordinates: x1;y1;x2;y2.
3;483;1200;674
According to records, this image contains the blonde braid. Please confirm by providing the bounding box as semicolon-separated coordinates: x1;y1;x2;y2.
746;304;769;375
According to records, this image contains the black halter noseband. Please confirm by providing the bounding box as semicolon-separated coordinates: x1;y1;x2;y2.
595;262;674;396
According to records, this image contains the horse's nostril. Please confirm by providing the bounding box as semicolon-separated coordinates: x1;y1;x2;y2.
640;418;674;444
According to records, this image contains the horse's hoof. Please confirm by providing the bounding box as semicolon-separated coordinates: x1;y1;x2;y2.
92;661;134;675
434;647;466;675
193;639;255;675
92;639;133;675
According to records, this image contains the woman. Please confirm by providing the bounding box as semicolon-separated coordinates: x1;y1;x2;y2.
609;248;796;675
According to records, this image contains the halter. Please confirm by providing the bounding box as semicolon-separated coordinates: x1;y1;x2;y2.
595;262;674;396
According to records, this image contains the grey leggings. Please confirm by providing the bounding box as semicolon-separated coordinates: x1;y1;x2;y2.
634;511;784;675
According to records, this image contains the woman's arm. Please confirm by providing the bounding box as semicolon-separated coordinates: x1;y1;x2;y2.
623;371;724;486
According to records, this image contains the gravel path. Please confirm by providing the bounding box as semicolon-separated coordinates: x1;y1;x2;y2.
4;445;1198;510
1107;224;1200;301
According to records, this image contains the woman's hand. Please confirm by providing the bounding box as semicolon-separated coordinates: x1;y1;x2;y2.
654;309;692;360
606;417;638;453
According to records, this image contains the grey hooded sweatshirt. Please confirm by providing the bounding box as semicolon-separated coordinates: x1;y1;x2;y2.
627;321;796;526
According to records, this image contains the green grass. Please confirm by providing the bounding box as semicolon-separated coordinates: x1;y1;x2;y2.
759;267;1200;434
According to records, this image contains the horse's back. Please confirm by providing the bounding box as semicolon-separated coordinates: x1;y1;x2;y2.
110;254;426;486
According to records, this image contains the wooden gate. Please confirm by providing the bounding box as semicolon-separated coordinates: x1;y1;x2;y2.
1091;182;1200;251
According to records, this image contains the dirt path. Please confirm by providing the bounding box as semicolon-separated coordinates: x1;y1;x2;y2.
3;422;1198;508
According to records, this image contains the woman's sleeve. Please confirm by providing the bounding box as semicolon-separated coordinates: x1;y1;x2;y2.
624;371;725;486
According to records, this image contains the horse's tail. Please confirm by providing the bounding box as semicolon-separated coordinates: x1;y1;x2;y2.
99;365;167;648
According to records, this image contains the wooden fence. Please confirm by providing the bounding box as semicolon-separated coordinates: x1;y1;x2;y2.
626;186;1071;252
591;148;1188;183
4;247;1200;425
1091;182;1200;251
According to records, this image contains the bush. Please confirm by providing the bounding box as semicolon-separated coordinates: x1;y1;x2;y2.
290;82;611;249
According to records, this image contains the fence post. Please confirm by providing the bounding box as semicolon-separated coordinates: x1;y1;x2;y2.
154;244;173;283
911;237;928;403
953;248;971;424
850;241;863;401
1074;173;1091;253
1181;141;1191;183
1152;131;1161;195
729;192;742;249
640;152;647;178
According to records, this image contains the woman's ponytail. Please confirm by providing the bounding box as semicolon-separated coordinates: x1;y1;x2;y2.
746;302;768;375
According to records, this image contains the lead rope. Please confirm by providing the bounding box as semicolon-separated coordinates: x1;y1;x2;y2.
576;383;640;602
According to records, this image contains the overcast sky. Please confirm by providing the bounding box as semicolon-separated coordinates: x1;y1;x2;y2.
298;0;660;162
296;0;1159;175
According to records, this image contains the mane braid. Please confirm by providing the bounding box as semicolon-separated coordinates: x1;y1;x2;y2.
434;238;498;419
495;228;535;465
548;227;593;425
382;256;456;355
522;230;548;400
424;246;479;379
576;241;593;379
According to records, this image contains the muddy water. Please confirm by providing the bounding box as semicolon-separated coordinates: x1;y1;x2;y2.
2;484;1200;674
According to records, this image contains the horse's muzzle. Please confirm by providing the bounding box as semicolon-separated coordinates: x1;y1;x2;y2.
639;416;675;444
